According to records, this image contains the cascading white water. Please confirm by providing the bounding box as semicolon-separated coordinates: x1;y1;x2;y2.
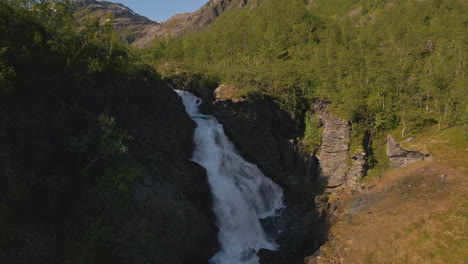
176;90;285;264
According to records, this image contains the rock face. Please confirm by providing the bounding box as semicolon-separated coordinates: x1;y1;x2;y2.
346;151;367;186
314;103;350;187
170;79;319;186
169;80;327;263
214;84;244;102
313;102;366;188
386;134;432;168
199;83;330;263
0;69;218;263
212;94;297;186
172;80;296;185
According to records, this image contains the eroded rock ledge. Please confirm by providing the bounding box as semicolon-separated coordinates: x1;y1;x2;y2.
313;102;366;188
386;134;432;169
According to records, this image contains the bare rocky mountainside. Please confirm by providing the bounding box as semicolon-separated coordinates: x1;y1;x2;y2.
73;0;161;45
74;0;249;47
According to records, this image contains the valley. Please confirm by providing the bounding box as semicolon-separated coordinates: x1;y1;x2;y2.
0;0;466;263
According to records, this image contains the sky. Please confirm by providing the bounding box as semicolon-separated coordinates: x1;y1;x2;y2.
106;0;209;22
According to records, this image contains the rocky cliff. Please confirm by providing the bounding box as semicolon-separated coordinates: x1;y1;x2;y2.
168;79;328;263
312;102;366;188
313;103;350;188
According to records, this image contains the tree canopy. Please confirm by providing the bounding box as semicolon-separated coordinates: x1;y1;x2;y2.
142;0;467;135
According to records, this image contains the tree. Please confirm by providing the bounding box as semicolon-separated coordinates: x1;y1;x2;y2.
73;113;133;172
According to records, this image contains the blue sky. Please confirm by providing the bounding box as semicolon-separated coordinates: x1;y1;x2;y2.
106;0;209;22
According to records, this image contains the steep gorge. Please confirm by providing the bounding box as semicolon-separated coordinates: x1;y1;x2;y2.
168;75;353;263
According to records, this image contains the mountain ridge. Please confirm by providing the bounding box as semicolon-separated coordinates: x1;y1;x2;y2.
74;0;250;47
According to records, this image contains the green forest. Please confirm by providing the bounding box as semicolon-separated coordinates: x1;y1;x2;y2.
143;0;467;137
0;1;163;262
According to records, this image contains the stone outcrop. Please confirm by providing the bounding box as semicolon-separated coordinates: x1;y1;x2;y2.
214;84;244;102
386;134;432;168
314;103;350;187
346;151;367;186
313;102;366;188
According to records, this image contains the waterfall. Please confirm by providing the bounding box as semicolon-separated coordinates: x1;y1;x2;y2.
176;90;285;264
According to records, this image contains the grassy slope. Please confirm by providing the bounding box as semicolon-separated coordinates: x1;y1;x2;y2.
310;127;468;263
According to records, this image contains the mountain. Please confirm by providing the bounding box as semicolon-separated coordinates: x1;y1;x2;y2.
73;0;161;46
142;0;249;40
74;0;250;47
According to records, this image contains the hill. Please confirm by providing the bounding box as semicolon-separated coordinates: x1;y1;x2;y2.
144;0;467;135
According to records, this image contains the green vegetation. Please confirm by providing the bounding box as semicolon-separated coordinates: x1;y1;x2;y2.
142;0;467;140
78;112;134;172
0;1;150;262
0;0;144;90
302;111;322;154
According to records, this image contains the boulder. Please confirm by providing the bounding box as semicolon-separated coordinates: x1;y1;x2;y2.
214;84;244;102
386;134;432;169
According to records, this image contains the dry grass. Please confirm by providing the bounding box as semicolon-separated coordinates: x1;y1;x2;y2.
310;127;468;264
